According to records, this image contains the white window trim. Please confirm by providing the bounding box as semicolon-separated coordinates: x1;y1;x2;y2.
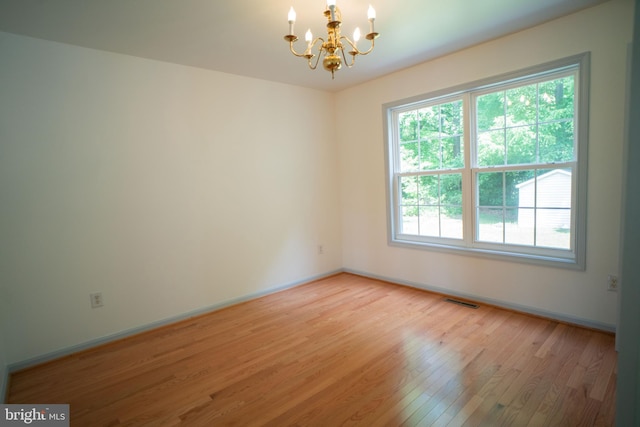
383;53;590;270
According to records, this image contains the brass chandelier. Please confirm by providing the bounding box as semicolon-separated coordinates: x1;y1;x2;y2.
284;1;379;79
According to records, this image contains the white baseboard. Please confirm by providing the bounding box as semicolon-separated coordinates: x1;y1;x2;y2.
343;268;617;333
7;269;342;374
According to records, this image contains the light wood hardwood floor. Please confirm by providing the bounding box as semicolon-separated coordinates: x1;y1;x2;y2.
8;273;617;426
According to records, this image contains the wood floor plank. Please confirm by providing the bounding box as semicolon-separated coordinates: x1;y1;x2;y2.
7;273;617;426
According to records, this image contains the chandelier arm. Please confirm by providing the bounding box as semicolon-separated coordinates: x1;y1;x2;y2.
306;37;325;70
341;36;376;56
339;44;356;68
360;35;377;55
308;48;323;70
287;39;309;58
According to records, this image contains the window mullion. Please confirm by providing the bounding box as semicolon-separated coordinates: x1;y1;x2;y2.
462;92;474;245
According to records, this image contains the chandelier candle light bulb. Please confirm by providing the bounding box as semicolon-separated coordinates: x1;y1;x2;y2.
368;5;375;33
288;7;296;34
327;0;337;21
305;29;313;49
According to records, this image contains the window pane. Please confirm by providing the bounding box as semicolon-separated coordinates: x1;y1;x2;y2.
441;174;463;206
477;92;505;131
539;76;574;122
535;169;572;209
478;172;503;206
418;175;438;205
506;125;536;165
442;136;464;169
477;207;504;243
505;208;534;246
508;170;536;207
420;139;440;170
441;206;463;239
401;206;418;235
400;176;418;206
400;142;418;171
418;206;440;237
399;111;418;142
419;106;439;140
506;84;537;126
539;120;574;163
441;100;463;136
442;174;463;239
536;209;571;249
477;129;505;166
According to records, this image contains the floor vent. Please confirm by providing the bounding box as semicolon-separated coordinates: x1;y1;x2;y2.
444;298;479;309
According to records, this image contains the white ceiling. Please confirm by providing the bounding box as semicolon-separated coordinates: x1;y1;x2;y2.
0;0;608;92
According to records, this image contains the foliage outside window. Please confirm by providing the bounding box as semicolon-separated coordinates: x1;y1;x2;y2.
384;54;589;268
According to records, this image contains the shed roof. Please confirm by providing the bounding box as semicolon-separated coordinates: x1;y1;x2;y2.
516;169;572;189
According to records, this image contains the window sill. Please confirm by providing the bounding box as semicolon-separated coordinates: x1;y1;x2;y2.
389;236;584;270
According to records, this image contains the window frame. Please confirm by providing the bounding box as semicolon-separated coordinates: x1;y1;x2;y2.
383;53;590;270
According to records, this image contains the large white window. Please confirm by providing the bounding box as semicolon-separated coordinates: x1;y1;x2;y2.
384;54;589;269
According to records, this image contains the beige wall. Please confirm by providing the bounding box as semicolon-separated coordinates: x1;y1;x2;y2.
0;32;342;364
336;0;633;329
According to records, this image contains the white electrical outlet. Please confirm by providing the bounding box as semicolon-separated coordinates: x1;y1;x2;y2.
607;275;618;292
90;292;104;308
